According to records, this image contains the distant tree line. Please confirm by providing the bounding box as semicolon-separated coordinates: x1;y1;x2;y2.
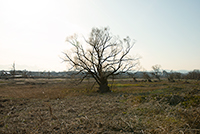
1;69;199;82
128;64;200;83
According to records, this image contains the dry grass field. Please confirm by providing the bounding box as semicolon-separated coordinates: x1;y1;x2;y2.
0;78;200;133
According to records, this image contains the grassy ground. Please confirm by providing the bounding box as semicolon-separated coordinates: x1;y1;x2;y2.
0;78;199;133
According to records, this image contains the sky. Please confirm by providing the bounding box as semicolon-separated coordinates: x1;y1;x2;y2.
0;0;200;72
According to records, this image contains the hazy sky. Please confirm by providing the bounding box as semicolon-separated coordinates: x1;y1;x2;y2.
0;0;200;71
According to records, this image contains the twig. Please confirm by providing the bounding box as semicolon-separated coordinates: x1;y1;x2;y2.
120;117;134;131
37;112;43;122
158;126;166;132
49;105;53;116
191;113;199;128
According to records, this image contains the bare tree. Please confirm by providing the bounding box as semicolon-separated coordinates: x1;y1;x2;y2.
152;64;162;81
63;27;139;93
128;72;138;82
174;72;182;81
163;70;175;82
186;69;200;81
10;62;16;78
142;72;152;82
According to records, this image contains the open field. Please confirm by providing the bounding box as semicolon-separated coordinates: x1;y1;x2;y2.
0;78;200;133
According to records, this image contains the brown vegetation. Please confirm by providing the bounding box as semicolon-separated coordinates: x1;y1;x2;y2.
0;78;200;133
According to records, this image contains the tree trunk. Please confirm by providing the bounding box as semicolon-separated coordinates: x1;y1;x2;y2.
97;77;111;93
156;75;161;81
